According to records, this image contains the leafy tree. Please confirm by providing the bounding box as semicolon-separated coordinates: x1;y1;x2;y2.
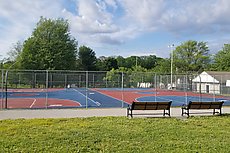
8;41;23;62
96;56;106;71
124;56;138;68
139;55;160;69
152;58;171;74
4;41;24;69
116;56;126;67
212;44;230;71
19;17;77;70
77;46;97;71
104;57;118;71
173;40;210;73
116;55;161;70
104;68;125;87
132;65;147;72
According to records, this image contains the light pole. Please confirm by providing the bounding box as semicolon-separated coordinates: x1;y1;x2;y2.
168;44;174;89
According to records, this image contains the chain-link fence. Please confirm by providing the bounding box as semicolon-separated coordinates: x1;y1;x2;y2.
0;70;230;109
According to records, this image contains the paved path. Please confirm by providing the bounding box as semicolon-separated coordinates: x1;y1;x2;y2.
0;107;230;120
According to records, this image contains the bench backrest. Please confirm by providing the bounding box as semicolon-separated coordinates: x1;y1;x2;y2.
187;101;224;109
131;101;172;110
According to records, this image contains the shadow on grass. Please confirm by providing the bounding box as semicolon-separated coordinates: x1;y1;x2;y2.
221;113;230;117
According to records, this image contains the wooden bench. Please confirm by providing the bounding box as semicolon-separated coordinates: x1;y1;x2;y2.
127;101;172;118
181;101;224;117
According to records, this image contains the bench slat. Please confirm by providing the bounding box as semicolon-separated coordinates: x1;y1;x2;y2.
182;101;224;117
127;101;172;117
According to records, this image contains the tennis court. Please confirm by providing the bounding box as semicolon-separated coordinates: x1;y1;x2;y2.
1;70;230;109
1;88;230;109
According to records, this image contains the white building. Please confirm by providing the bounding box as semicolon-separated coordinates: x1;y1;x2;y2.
192;71;230;94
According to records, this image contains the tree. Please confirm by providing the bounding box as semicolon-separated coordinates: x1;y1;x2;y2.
212;44;230;71
77;46;97;71
139;55;160;69
104;57;118;71
125;56;137;68
19;17;77;70
4;41;23;69
116;56;126;67
8;41;23;62
173;40;210;73
96;56;106;71
152;58;171;74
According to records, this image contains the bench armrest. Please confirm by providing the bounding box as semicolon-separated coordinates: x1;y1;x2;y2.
127;104;132;110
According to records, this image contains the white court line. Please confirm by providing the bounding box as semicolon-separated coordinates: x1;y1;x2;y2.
73;89;101;106
29;98;37;108
135;96;185;105
90;88;129;104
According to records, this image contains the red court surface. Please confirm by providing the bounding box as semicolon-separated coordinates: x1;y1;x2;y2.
93;88;229;104
0;98;81;109
1;88;230;109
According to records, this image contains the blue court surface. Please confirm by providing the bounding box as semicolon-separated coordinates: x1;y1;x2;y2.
1;88;230;108
137;96;230;106
1;88;127;108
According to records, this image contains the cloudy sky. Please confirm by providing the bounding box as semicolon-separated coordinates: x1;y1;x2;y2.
0;0;230;59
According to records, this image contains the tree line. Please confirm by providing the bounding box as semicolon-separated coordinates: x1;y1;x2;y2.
1;17;230;74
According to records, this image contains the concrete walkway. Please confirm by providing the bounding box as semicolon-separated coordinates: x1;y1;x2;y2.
0;107;230;120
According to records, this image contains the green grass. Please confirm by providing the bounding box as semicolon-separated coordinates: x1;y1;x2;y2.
1;116;230;152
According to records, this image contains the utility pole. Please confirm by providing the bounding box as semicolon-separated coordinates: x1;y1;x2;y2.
168;44;174;89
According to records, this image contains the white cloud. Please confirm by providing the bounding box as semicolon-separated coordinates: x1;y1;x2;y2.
0;0;64;57
0;0;230;58
160;0;230;34
71;0;117;33
120;0;165;29
104;0;118;10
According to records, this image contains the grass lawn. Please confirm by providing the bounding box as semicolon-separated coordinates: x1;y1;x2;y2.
0;115;230;152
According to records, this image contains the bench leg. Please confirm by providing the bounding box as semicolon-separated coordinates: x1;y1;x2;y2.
213;109;222;115
182;108;188;116
163;109;170;117
127;108;132;117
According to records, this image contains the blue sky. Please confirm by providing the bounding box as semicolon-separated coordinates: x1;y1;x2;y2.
0;0;230;59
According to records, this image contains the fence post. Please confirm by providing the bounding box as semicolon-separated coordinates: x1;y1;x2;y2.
121;71;124;108
198;74;202;102
4;70;9;109
45;70;48;109
185;74;188;105
86;71;88;109
154;73;157;102
1;69;4;109
64;74;67;88
213;75;216;101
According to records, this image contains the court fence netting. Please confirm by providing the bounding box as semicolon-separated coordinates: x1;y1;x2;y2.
0;69;230;109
